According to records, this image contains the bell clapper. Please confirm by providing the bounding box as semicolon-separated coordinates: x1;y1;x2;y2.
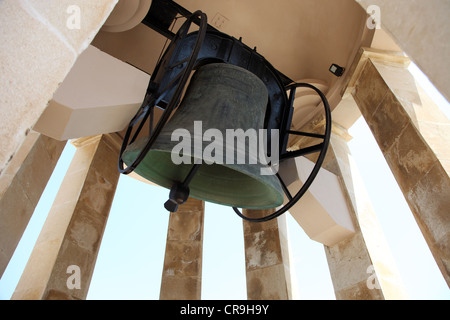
164;163;202;212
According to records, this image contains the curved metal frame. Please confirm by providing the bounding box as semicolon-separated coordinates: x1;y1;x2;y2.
233;82;332;222
118;10;207;174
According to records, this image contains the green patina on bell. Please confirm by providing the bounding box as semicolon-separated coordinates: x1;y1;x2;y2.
122;63;284;209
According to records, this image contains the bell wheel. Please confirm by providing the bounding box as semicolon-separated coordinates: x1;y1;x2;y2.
119;10;207;174
233;82;332;222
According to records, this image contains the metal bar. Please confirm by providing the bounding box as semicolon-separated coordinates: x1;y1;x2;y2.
276;173;293;201
148;105;154;136
130;108;150;144
287;130;326;139
169;57;190;70
280;86;296;152
142;0;218;40
157;71;183;98
280;143;324;160
182;164;201;187
141;20;176;40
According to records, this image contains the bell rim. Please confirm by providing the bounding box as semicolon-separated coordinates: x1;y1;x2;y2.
123;146;284;209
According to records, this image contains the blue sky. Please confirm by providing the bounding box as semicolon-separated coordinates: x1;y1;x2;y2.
0;64;449;300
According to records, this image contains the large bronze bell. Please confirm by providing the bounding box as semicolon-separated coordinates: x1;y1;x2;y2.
122;63;284;210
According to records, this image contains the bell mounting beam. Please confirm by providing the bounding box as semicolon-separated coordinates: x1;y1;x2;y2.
140;0;293;87
142;0;217;40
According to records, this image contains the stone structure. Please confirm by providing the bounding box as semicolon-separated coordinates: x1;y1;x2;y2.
325;128;408;299
0;0;119;175
242;209;291;300
0;133;66;278
160;198;205;300
0;0;448;300
12;134;120;300
348;49;450;287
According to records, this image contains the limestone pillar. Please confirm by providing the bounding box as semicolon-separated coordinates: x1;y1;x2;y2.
242;209;294;300
160;198;205;300
355;0;450;101
324;128;408;300
0;0;117;179
12;134;120;300
349;50;450;286
0;132;66;277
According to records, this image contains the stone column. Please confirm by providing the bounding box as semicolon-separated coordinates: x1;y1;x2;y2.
160;198;205;300
355;0;450;101
0;0;118;177
324;127;408;300
349;51;450;286
242;209;293;300
0;132;66;277
12;134;120;300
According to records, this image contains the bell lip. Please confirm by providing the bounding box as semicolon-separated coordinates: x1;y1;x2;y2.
123;145;284;209
203;161;284;209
